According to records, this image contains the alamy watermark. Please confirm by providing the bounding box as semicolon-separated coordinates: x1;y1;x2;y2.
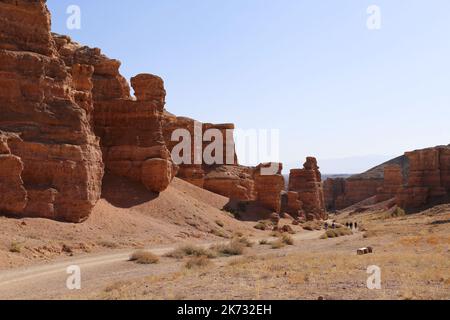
66;265;81;290
367;5;382;30
66;5;81;30
367;265;382;290
170;121;281;175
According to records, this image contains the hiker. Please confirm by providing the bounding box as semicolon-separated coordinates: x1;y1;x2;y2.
324;222;329;230
354;222;358;230
345;222;349;229
350;222;353;230
332;222;336;229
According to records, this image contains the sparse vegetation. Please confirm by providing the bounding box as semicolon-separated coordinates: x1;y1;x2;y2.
320;227;353;239
184;256;213;269
270;239;285;249
9;242;22;253
215;220;224;228
166;245;217;259
210;228;229;238
129;250;159;264
302;221;322;231
383;207;406;219
98;240;119;249
254;221;268;231
213;239;245;256
232;236;253;247
282;234;294;245
259;239;269;245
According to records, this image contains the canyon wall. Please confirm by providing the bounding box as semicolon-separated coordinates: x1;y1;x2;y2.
0;0;103;222
397;146;450;210
54;37;176;193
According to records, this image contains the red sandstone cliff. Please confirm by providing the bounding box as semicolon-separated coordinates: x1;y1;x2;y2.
0;0;103;222
289;157;326;220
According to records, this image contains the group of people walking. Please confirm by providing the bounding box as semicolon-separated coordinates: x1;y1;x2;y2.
324;221;359;230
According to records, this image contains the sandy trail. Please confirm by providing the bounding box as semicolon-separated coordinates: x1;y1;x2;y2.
0;231;323;299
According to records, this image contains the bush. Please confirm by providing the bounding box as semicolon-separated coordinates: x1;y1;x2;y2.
270;240;286;249
166;245;217;259
282;234;294;245
384;207;406;219
302;221;322;231
129;250;159;264
211;228;229;239
320;227;353;239
259;239;269;245
233;236;253;248
213;240;245;257
215;220;225;228
184;256;213;269
254;221;268;231
9;242;21;253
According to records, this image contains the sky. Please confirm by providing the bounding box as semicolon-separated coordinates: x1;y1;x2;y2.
47;0;450;173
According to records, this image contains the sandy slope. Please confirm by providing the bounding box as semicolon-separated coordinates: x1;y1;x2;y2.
0;175;255;270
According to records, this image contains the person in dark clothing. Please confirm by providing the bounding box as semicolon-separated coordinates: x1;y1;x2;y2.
350;222;354;230
354;222;358;230
345;222;349;228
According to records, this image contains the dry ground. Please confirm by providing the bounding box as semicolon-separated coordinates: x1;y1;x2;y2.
0;176;257;270
1;175;449;300
68;205;449;300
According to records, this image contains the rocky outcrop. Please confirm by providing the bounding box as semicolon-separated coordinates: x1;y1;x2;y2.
376;165;404;202
254;163;285;213
0;132;27;214
161;113;237;188
53;36;176;193
397;146;450;210
0;0;104;222
281;191;303;217
289;157;326;220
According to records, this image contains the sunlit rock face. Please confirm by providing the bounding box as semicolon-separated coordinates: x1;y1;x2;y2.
0;0;103;222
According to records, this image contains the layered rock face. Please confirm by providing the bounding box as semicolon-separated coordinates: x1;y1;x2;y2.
325;178;384;210
254;163;285;213
281;191;303;217
376;165;404;202
289;157;326;220
53;36;175;193
0;0;103;222
161;114;237;188
397;146;450;210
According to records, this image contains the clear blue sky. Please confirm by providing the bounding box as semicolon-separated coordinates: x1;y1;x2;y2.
47;0;450;173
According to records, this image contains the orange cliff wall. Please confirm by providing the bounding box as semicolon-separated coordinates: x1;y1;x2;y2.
397;146;450;210
0;0;103;222
289;157;326;220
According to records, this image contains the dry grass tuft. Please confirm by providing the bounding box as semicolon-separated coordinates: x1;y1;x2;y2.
302;221;322;231
213;239;246;256
282;234;294;245
270;239;286;249
129;250;159;264
166;244;217;259
184;256;213;269
320;227;353;239
9;242;22;253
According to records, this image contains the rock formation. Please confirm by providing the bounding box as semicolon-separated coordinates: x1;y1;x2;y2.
289;157;326;220
53;36;176;193
0;0;103;222
281;191;303;217
397;146;450;210
254;163;285;213
376;165;404;202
